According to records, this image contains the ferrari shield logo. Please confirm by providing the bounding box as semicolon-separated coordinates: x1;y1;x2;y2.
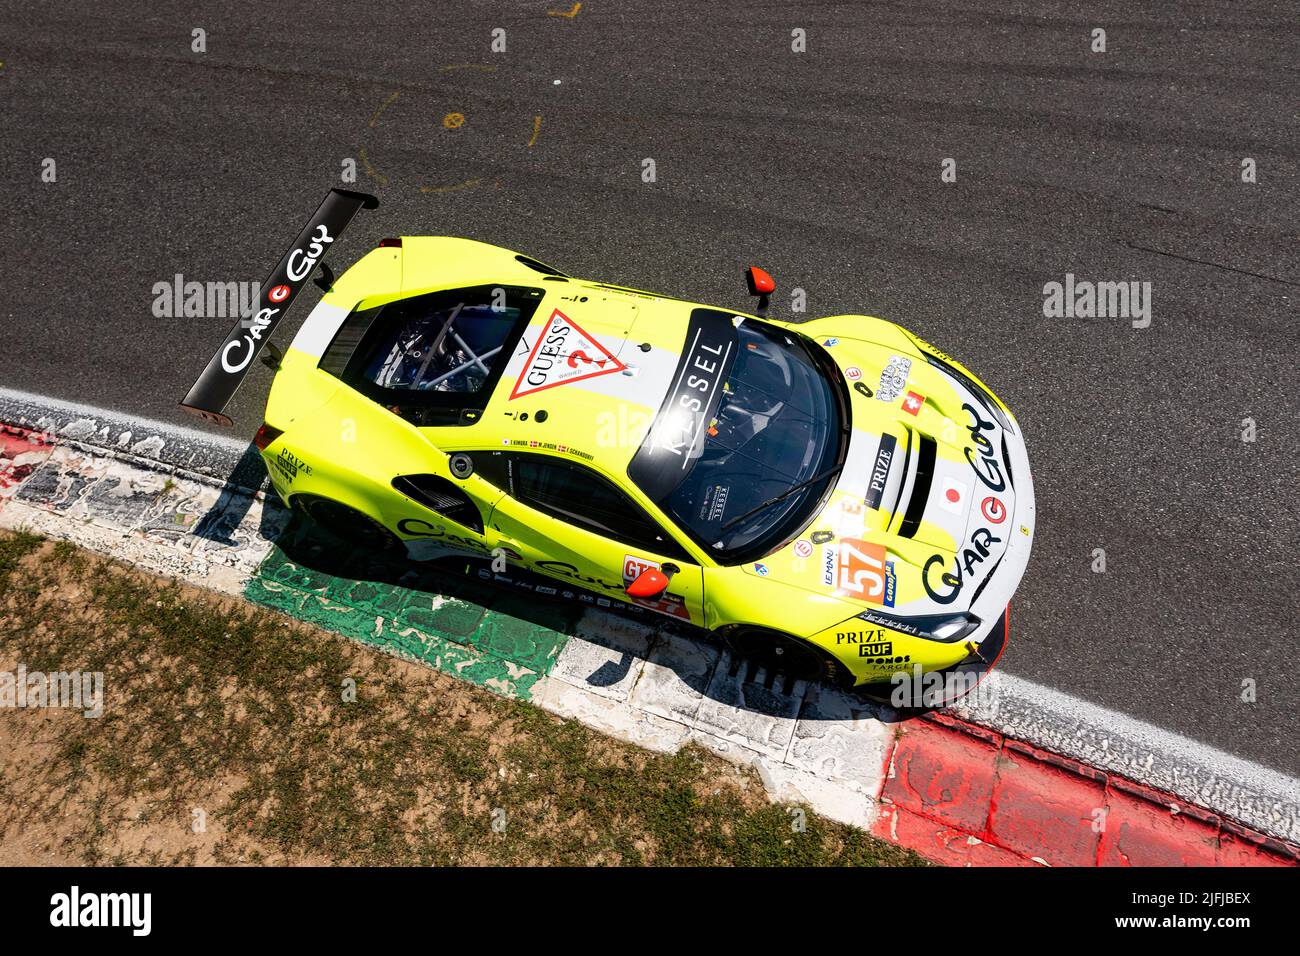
509;308;626;399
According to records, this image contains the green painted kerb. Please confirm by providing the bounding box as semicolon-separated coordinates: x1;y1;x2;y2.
244;539;578;699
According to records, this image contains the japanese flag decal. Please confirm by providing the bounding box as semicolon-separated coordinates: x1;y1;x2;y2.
179;187;378;426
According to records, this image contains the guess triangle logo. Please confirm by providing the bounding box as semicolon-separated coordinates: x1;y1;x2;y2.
508;308;627;400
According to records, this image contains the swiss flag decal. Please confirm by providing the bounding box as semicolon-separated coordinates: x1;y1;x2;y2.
509;308;627;400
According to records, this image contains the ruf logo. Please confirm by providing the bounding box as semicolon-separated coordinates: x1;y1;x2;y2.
268;284;291;303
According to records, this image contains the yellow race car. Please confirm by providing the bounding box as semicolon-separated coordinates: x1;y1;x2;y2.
182;189;1036;700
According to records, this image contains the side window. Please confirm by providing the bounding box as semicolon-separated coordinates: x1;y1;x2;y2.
512;456;692;562
391;474;484;534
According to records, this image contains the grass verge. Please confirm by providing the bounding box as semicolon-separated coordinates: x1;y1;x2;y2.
0;530;924;866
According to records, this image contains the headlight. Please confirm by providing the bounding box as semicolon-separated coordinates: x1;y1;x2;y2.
856;609;982;643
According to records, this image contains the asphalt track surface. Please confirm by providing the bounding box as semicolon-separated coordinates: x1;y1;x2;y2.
1;2;1296;773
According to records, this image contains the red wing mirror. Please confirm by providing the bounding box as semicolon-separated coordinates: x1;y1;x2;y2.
746;266;776;295
626;568;670;600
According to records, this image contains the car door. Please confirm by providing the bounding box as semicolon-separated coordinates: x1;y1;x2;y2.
475;451;706;625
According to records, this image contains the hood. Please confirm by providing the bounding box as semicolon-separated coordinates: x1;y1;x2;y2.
743;334;1024;623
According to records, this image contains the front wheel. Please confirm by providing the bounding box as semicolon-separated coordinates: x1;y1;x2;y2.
290;494;401;553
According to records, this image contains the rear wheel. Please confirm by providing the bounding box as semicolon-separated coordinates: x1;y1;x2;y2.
721;626;849;686
290;494;401;553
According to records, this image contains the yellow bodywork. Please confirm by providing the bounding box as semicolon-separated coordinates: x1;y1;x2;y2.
259;238;1033;688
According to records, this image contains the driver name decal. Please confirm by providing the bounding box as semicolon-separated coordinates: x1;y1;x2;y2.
509;309;626;399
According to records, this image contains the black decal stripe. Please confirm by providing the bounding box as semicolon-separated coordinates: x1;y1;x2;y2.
886;429;911;523
898;435;937;539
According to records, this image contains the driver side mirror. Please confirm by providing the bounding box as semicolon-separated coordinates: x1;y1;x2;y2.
625;563;679;600
745;266;775;316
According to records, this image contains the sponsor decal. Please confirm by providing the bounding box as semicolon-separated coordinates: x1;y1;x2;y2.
509;308;626;399
962;402;1007;492
981;496;1006;523
793;539;813;558
753;563;769;576
863;434;897;510
285;223;335;282
845;366;862;381
647;321;731;467
821;545;836;586
267;283;291;303
883;560;896;607
832;630;909;665
922;527;1001;605
811;529;834;545
875;355;911;402
832;538;889;603
628;309;736;498
221;306;279;373
937;476;967;515
822;337;839;347
902;390;925;416
834;628;888;646
397;518;523;560
536;559;624;593
268;446;312;483
698;483;730;523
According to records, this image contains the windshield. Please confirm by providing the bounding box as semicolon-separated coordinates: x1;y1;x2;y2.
632;317;845;563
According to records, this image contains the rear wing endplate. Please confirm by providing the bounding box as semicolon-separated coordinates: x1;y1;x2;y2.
179;188;379;426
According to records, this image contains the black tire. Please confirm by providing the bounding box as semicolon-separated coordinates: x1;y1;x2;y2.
721;626;849;686
290;494;401;553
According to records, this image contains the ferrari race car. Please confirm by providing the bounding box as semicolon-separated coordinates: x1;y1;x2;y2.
182;189;1036;699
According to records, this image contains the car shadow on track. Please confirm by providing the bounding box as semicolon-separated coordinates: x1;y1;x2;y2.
257;512;959;728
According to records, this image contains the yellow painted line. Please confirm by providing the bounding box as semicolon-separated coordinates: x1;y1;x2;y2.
368;91;400;129
359;146;388;187
419;178;483;195
548;2;582;18
527;115;542;148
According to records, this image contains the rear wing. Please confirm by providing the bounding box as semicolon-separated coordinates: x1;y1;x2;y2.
179;188;379;426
